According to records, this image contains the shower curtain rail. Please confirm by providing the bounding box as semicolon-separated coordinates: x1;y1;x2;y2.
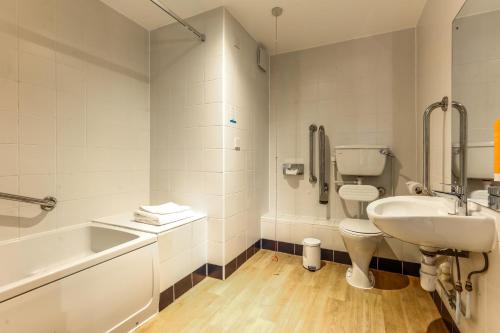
149;0;206;41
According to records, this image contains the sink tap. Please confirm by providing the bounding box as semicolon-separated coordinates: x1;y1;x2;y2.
434;184;467;215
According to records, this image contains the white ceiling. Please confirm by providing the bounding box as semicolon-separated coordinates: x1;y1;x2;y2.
101;0;427;54
457;0;500;18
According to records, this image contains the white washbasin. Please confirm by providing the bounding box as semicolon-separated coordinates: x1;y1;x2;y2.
366;196;496;252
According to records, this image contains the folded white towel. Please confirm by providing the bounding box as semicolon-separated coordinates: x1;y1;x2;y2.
139;202;190;215
134;209;195;226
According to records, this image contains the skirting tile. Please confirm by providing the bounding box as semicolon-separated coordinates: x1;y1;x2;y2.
277;241;294;255
236;251;247;269
225;258;237;279
321;248;334;262
333;251;351;265
260;239;420;279
207;263;223;280
402;261;420;277
378;258;403;274
261;239;276;251
159;286;174;311
174;274;193;299
193;264;207;286
294;244;303;256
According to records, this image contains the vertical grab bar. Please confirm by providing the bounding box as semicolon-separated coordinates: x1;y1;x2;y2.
309;124;318;183
318;126;329;204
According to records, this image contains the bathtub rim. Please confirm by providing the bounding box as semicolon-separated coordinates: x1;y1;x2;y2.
0;222;157;303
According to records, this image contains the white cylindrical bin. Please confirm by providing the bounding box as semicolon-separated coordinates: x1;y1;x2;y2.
302;238;321;271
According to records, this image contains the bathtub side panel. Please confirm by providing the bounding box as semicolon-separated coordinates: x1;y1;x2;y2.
0;243;159;333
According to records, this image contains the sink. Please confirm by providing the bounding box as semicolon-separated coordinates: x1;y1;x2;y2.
366;196;496;252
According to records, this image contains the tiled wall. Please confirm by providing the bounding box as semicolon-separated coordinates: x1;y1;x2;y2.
417;1;500;332
150;8;269;276
0;0;150;241
149;8;224;267
157;218;207;295
220;10;269;269
267;29;420;263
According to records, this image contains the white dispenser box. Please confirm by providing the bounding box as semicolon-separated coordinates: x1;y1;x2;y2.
302;238;321;271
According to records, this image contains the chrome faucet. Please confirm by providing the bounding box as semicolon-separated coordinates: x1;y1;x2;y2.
434;184;466;215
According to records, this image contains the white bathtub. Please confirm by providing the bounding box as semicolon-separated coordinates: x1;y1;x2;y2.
0;223;159;333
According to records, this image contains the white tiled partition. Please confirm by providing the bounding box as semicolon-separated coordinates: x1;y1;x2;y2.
221;10;269;268
158;218;207;291
149;8;224;268
267;29;420;262
0;0;150;241
150;8;269;276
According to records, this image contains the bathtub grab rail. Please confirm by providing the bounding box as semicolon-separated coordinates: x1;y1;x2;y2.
0;192;57;211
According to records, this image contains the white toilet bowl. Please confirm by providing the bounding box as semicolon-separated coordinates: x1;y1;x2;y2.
339;218;383;289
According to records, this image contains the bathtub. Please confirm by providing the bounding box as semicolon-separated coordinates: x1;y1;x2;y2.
0;223;159;333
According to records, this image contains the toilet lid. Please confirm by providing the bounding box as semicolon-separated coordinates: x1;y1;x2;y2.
339;218;382;235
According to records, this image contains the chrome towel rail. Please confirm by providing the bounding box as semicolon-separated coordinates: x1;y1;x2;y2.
0;192;57;211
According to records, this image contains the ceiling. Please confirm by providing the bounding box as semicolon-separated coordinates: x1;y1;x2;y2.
101;0;427;54
457;0;500;18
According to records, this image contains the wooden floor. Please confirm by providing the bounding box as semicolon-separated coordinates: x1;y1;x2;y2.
137;250;448;333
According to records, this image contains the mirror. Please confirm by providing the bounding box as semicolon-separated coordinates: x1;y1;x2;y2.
452;0;500;209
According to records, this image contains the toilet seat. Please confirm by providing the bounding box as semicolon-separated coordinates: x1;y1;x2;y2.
339;218;382;236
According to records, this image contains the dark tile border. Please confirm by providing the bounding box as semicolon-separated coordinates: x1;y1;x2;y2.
334;250;351;265
159;264;209;311
378;258;402;274
278;241;295;255
224;257;238;279
259;239;420;278
321;248;334;261
430;290;461;333
225;242;262;279
207;263;223;280
159;286;174;310
173;274;193;299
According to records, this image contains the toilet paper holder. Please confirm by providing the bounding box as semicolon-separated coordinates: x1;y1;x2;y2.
282;163;304;176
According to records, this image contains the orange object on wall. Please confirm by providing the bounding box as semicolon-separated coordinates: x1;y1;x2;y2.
495;120;500;181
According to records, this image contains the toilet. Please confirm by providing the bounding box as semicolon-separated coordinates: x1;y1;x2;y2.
339;218;383;289
335;145;387;289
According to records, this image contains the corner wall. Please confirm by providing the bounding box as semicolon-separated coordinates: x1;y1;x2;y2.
417;1;500;332
221;9;269;273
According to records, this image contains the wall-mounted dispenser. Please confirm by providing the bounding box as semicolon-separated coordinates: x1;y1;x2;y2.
282;163;304;176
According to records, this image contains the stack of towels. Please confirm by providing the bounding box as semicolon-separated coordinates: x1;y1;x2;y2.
134;202;195;226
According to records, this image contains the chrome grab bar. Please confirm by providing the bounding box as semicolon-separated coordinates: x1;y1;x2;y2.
318;125;329;204
451;100;468;210
423;96;448;194
309;124;318;183
0;192;57;211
